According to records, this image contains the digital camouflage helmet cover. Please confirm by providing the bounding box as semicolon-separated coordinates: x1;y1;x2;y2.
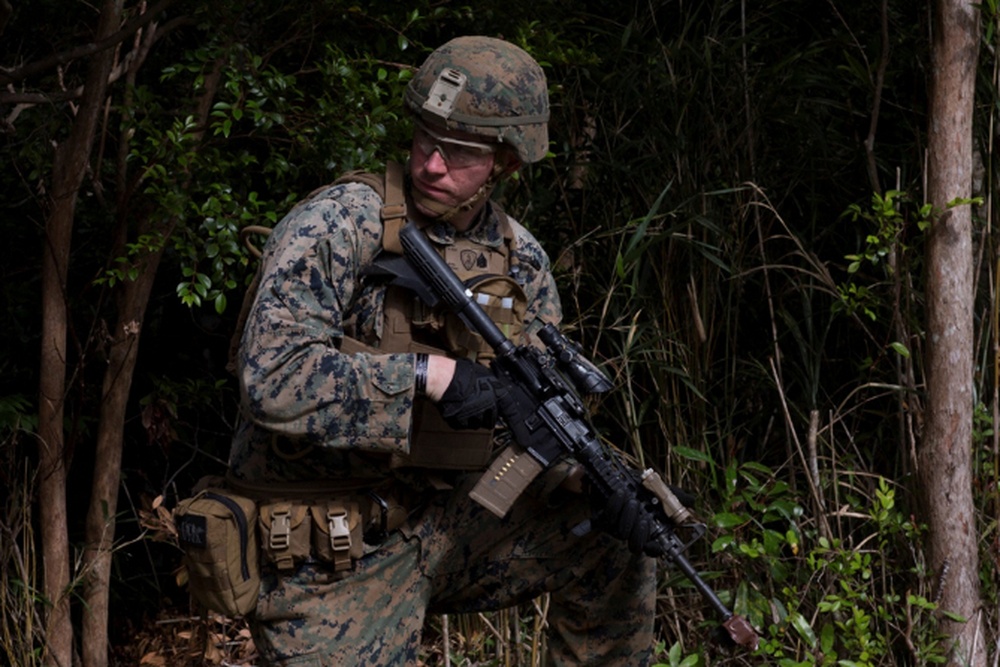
405;36;550;164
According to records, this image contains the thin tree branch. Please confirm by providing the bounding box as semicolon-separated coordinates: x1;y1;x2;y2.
0;0;178;86
1;15;189;120
863;0;890;196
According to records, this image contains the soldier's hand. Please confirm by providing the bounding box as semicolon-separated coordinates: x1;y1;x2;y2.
495;381;561;455
435;358;504;430
590;474;658;556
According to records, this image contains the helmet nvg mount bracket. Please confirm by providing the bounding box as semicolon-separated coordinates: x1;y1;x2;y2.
423;68;468;121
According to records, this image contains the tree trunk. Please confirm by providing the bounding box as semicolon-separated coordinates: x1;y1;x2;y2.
79;245;164;667
38;142;76;667
79;39;220;667
920;1;986;665
38;2;124;665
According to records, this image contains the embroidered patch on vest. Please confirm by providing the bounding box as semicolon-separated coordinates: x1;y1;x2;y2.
460;249;487;271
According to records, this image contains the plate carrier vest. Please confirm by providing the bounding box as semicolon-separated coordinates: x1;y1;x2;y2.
231;162;529;471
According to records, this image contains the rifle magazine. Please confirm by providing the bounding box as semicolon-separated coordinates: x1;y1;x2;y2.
468;445;545;518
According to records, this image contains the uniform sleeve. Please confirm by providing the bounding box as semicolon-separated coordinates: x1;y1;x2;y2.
237;184;416;453
507;219;563;345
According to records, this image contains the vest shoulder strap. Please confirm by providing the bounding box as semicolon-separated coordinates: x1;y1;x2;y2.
380;161;408;254
334;161;408;254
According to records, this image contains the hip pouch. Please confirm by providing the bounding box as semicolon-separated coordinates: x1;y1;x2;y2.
174;485;260;616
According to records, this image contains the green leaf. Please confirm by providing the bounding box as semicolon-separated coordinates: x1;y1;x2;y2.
713;512;747;528
765;499;802;521
789;611;817;648
889;341;910;358
673;446;713;465
820;622;835;654
740;461;773;475
711;535;735;552
668;641;681;665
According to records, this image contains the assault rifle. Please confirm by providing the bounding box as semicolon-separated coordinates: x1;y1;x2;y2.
383;221;758;650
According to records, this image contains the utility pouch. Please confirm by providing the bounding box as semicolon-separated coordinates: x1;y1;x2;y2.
444;274;527;361
174;485;260;616
310;501;363;572
258;502;312;572
404;395;495;469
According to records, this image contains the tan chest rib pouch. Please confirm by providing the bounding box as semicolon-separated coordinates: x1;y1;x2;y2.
445;274;527;362
354;242;529;470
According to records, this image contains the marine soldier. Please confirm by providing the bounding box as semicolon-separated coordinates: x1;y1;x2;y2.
228;35;657;666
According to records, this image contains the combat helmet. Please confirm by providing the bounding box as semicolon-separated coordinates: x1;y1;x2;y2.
405;36;550;164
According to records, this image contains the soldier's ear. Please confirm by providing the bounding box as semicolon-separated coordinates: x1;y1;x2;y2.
497;149;522;178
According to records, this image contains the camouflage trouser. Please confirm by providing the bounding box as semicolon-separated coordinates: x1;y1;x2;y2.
249;471;657;666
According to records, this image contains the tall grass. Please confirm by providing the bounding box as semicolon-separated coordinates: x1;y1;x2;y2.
1;431;42;666
505;1;995;664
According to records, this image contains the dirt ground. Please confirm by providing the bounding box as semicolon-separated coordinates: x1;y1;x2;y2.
111;606;259;667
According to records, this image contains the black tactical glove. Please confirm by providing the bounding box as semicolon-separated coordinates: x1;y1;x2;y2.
436;359;504;430
590;470;660;556
495;381;563;458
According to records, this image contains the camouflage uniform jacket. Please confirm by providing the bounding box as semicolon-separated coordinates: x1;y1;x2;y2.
228;179;562;484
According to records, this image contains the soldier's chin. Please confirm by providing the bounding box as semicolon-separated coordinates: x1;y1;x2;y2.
412;199;439;218
411;192;451;220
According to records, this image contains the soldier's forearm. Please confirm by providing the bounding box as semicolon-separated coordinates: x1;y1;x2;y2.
424;354;456;402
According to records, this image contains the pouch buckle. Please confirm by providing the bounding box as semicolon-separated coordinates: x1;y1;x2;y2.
326;507;352;571
269;509;291;550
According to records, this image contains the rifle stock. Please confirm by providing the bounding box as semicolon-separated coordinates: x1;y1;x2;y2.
397;222;759;650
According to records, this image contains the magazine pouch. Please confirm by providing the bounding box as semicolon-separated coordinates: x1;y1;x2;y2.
258;501;312;572
310;501;364;572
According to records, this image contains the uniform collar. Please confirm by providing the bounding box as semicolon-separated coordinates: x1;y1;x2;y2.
424;202;504;249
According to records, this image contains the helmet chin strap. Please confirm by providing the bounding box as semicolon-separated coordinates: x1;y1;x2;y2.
409;162;506;224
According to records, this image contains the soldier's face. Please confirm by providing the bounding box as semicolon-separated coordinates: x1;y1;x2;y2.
410;125;497;230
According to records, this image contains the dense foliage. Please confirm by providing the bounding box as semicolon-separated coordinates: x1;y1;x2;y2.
2;0;998;665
